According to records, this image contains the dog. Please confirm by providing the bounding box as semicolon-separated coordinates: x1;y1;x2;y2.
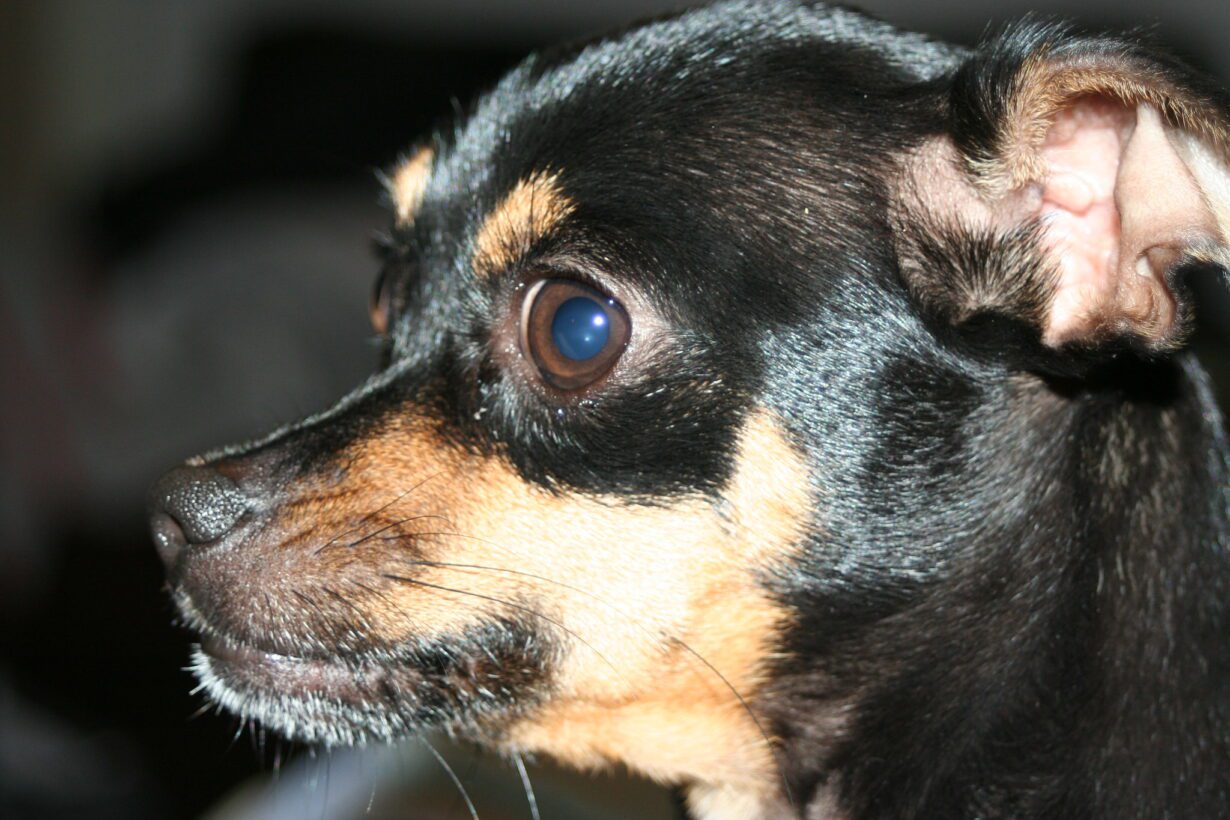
149;1;1230;817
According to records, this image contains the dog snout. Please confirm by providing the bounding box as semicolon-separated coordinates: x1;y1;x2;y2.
148;465;249;570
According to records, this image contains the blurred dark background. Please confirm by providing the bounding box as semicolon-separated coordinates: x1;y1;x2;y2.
3;2;1229;819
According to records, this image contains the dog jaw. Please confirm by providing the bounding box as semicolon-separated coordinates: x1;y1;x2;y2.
172;408;811;805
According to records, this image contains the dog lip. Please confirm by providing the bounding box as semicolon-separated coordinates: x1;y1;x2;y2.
175;586;379;697
201;635;279;666
201;636;379;701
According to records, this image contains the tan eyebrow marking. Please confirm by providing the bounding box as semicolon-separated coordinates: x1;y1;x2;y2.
387;146;434;226
472;170;576;278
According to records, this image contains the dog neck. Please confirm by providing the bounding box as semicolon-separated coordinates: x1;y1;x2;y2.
756;353;1230;819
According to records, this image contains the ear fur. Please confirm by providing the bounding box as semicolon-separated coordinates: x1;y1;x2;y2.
905;21;1230;354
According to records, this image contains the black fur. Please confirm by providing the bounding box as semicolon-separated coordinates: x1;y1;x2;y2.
153;2;1230;817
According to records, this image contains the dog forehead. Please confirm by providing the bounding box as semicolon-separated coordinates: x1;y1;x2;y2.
452;2;952;170
478;0;961;125
395;2;955;309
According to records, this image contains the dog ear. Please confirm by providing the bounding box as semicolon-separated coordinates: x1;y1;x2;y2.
902;22;1230;354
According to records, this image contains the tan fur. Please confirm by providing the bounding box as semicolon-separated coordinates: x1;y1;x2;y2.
472;171;576;277
272;409;809;797
687;782;798;820
388;146;434;226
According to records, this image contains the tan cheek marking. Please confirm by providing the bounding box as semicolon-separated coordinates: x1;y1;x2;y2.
492;412;808;793
264;411;809;795
472;170;575;278
388;147;434;226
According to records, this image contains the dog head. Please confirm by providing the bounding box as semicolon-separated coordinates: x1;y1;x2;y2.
151;2;1230;815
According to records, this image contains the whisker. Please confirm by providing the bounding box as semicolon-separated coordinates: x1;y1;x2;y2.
318;752;332;820
389;542;796;809
366;766;378;815
421;737;479;820
350;578;400;611
513;752;541;820
346;514;452;549
380;573;619;675
230;716;247;748
314;471;445;555
291;588;326;617
322;584;376;634
188;702;213;720
443;748;482;820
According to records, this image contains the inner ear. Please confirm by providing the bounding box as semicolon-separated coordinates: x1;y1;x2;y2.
922;24;1230;355
1039;98;1193;344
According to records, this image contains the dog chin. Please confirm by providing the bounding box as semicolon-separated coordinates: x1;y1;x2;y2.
189;640;428;745
185;615;555;746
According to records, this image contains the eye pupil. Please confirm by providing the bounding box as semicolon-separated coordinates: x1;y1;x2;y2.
551;296;611;361
522;278;629;392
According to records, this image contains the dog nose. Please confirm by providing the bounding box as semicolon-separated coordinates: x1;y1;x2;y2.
149;465;249;569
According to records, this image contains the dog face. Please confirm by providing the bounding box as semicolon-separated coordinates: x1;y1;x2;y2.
157;4;863;796
152;1;1230;816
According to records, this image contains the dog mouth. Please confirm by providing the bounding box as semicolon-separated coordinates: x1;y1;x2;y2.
179;592;554;746
190;635;424;745
199;636;381;704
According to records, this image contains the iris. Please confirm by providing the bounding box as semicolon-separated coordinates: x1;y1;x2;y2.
551;296;610;360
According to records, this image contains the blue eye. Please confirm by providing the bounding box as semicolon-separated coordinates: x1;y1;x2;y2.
551;297;611;360
522;278;630;391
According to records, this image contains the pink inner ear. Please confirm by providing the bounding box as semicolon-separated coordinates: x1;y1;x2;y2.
1037;99;1133;344
1036;97;1223;346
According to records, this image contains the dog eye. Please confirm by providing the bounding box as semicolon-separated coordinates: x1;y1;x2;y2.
370;267;393;336
521;279;630;391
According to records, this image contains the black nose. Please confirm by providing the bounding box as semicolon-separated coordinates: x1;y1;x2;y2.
149;465;249;570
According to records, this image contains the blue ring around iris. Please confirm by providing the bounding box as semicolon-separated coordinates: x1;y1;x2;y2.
551;296;611;361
